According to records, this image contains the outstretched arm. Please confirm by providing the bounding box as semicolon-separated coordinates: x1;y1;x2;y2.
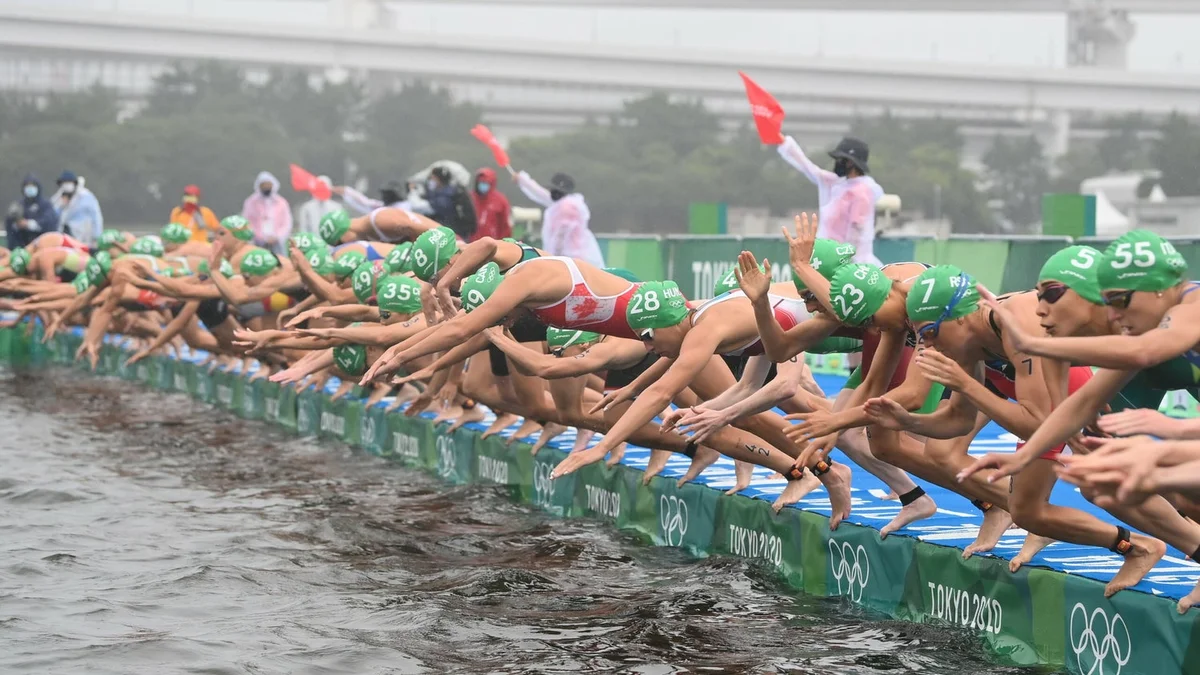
516;172;553;208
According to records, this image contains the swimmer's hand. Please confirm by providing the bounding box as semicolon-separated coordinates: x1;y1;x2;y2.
734;251;771;304
550;445;608;479
1057;435;1163;506
420;283;441;327
783;212;818;272
785;408;839;443
434;282;458;324
914;349;972;391
285;307;325;329
391;366;435;387
796;433;837;470
589;384;636;414
976;284;1034;353
124;347;152;367
673;406;730;445
1099;408;1191;440
956;451;1028;484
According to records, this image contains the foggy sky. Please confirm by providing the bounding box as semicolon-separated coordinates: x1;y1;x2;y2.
41;0;1200;71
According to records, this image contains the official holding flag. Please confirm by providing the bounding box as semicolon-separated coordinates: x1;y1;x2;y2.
738;72;883;265
777;135;883;265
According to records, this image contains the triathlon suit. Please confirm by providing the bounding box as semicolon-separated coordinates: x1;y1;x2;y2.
51;247;88;282
604;350;660;393
367;206;421;243
1100;282;1200;413
981;294;1093;461
490;242;549;377
842;263;945;413
511;256;641;340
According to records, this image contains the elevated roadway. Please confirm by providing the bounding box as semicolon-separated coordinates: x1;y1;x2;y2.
1;6;1196;118
388;0;1200;11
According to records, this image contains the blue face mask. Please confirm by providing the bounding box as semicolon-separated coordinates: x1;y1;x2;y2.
476;183;490;195
23;185;37;199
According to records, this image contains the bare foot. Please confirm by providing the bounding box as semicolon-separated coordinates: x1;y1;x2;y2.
963;508;1013;559
726;460;754;496
773;471;821;513
447;404;487;432
676;445;721;488
572;429;596;454
530;422;569;455
604;442;627;468
767;472;783;480
1104;535;1166;597
1009;533;1055;573
481;412;520;440
820;462;854;530
642;449;672;485
1178;579;1200;614
433;404;463;425
883;490;899;501
551;446;607;479
880;494;937;539
507;418;543;446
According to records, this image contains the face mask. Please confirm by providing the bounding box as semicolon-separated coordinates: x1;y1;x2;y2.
549;189;566;202
182;195;198;205
476;183;490;195
426;179;438;191
260;186;272;197
832;158;850;178
23;185;37;199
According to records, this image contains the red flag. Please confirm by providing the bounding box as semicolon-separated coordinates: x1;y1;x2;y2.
290;163;331;201
470;124;511;168
738;71;785;145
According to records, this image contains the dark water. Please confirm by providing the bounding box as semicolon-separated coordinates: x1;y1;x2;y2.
0;369;1046;675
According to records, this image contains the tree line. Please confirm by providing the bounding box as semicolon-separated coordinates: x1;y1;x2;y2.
0;61;1197;233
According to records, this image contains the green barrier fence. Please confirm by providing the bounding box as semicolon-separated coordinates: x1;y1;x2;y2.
597;233;1196;297
6;327;1198;675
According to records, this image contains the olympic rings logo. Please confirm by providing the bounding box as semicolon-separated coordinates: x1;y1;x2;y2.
533;461;555;507
659;495;689;547
828;540;870;602
1070;603;1131;675
436;435;456;478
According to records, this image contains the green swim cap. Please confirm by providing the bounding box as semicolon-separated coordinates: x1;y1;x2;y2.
198;258;235;277
81;251;112;287
318;210;351;246
333;344;368;377
714;264;761;297
906;265;979;324
71;273;92;294
627;281;689;330
220;215;254;242
352;260;388;304
129;237;164;258
99;229;124;249
1039;245;1103;305
240;248;279;277
794;239;857;291
546;327;600;350
305;246;334;275
385;242;413;274
410;227;459;281
161;222;191;245
331;250;367;281
92;250;112;275
8;248;29;275
1097;230;1187;293
376;274;422;314
290;232;322;253
460;262;502;313
829;263;893;326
